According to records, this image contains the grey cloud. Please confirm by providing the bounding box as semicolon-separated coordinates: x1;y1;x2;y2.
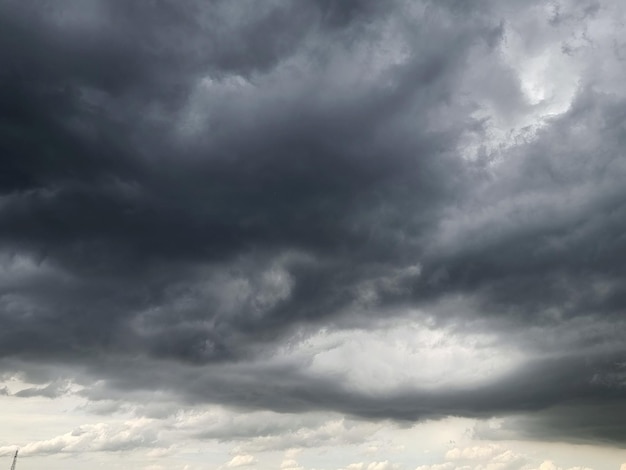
1;0;626;449
60;341;624;441
474;402;626;447
14;380;70;399
415;88;626;323
0;0;495;362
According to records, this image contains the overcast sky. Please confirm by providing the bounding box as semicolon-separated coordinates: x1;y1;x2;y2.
1;0;626;469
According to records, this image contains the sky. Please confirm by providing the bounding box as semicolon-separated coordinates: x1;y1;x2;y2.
1;0;626;469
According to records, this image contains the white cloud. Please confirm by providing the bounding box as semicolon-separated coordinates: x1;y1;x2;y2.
367;461;400;470
415;463;454;470
445;444;500;461
343;464;365;470
273;319;525;394
0;419;161;456
414;445;605;470
280;449;306;470
225;454;257;468
281;459;302;469
444;444;527;470
341;461;400;470
528;461;594;470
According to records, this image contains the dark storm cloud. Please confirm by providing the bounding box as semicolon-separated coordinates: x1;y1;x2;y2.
415;88;626;321
0;0;489;360
1;0;626;447
65;338;626;447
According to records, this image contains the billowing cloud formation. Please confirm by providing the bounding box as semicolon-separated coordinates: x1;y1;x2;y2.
0;419;159;456
225;454;257;468
1;0;626;456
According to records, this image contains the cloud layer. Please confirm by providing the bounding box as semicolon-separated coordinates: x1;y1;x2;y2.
1;0;626;456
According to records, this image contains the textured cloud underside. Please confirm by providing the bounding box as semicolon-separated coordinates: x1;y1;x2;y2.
1;0;626;452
